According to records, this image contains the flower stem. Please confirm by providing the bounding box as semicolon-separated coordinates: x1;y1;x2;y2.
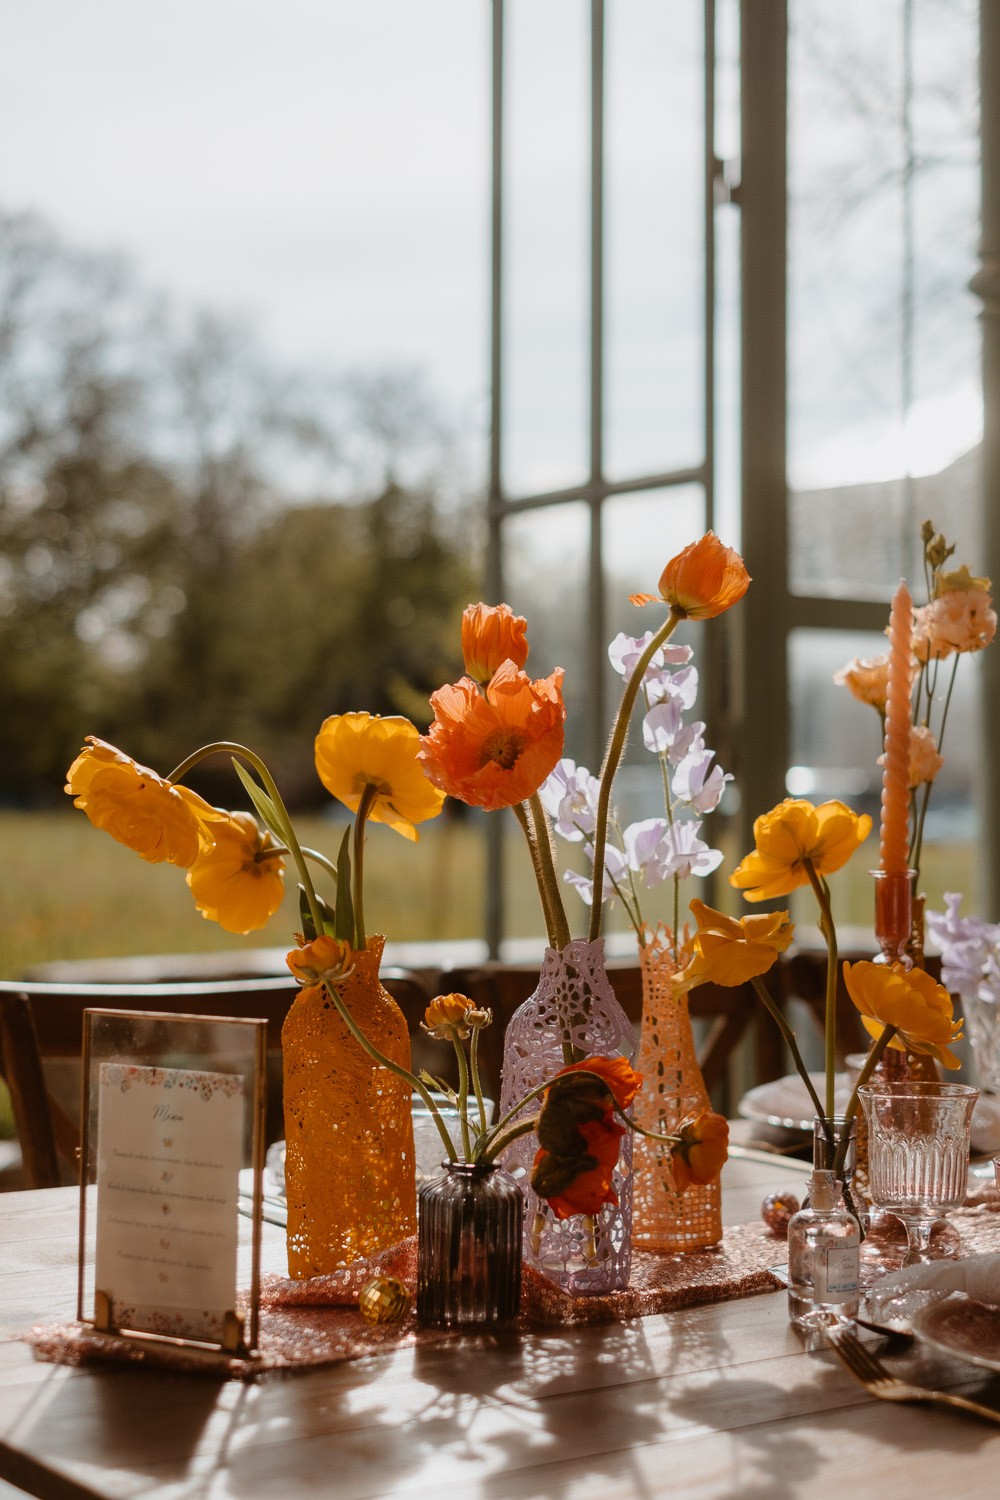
469;1027;488;1137
352;781;380;951
833;1024;898;1178
513;801;558;947
750;975;826;1122
588;607;683;941
450;1026;473;1160
803;857;839;1118
319;975;457;1161
527;792;571;949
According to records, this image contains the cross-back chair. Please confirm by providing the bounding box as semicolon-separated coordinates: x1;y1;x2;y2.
0;968;432;1190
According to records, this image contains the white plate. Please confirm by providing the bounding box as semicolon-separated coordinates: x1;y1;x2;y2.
912;1293;1000;1373
738;1073;852;1132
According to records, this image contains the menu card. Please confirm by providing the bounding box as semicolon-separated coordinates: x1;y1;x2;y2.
95;1062;244;1341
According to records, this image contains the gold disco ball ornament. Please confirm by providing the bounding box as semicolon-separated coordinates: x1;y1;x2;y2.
358;1276;412;1325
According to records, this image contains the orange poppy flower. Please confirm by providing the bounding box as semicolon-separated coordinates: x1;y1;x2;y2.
669;1108;729;1192
461;602;529;686
185;811;286;934
65;737;216;868
630;532;750;620
419;659;566;811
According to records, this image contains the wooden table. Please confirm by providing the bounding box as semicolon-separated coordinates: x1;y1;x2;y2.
3;1153;1000;1500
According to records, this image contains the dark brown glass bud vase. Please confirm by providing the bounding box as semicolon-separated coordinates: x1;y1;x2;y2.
417;1161;523;1327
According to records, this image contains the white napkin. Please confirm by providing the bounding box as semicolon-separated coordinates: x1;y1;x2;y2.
874;1252;1000;1305
971;1094;1000;1155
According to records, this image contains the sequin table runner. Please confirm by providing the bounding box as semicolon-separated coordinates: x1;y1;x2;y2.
25;1189;1000;1381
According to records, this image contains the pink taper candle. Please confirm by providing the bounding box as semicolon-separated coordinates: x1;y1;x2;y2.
880;579;914;875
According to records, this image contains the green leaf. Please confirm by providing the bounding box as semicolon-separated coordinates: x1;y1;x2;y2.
232;759;288;844
317;892;338;936
333;826;356;944
298;885;317;942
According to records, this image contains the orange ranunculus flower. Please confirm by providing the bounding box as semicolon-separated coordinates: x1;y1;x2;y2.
629;532;750;620
912;588;997;662
461;602;529;686
286;934;356;987
669;1108;729;1192
419;659;566;811
833;654;890;713
185;811;285;934
529;1055;643;1219
843;960;963;1069
315;712;445;842
686;898;794;987
423;993;476;1039
730;797;872;902
65;736;216;868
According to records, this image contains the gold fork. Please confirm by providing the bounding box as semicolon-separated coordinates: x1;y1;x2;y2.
827;1324;1000;1425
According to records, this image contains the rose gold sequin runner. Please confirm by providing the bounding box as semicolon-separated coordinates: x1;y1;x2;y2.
25;1187;1000;1381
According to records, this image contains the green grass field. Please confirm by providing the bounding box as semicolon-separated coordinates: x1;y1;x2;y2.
0;808;976;980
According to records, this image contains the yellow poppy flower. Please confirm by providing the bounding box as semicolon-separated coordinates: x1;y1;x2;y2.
314;713;446;841
630;532;750;619
730;797;872;902
843;960;963;1070
65;736;215;869
686;899;794;987
185;811;285;934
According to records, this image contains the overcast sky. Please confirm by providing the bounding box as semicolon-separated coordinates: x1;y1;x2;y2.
0;0;983;497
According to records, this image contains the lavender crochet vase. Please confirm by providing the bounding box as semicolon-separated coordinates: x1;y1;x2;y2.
498;937;636;1293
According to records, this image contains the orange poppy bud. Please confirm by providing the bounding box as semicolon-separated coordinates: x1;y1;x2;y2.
461;602;529;686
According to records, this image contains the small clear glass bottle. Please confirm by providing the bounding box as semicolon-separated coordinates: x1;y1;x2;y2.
787;1168;861;1332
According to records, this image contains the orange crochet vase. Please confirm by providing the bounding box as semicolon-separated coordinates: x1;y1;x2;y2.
282;935;416;1278
631;933;723;1251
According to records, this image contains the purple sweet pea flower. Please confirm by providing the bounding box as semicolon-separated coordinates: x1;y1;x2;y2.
642;701;706;763
539;758;601;842
564;840;629;906
608;631;692;683
926;893;1000;995
671;748;732;815
623;818;723;887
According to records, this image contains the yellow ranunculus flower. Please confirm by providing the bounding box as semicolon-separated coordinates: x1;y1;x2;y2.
315;713;446;841
686;899;794;987
286;934;355;987
729;797;872;902
843;960;963;1069
185;811;285;934
65;736;215;869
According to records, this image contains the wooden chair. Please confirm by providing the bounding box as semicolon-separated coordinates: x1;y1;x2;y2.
436;959;785;1110
0;968;432;1190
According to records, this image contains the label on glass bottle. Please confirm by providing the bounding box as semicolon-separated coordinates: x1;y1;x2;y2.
814;1245;859;1302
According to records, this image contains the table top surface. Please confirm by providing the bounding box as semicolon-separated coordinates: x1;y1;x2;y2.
3;1152;1000;1500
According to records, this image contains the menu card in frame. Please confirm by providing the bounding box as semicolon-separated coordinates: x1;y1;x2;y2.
78;1009;266;1359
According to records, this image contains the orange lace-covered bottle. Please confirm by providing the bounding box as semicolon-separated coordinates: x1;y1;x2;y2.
282;935;416;1277
631;927;723;1251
